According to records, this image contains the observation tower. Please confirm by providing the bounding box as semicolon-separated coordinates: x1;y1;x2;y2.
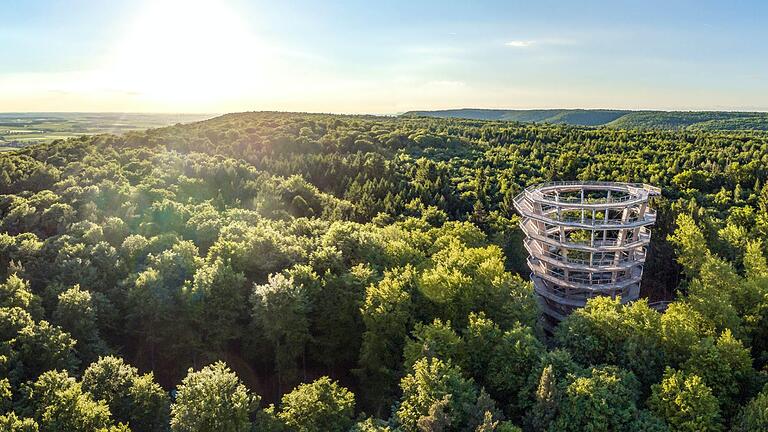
513;181;661;330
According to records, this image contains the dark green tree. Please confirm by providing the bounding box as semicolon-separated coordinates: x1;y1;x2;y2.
251;273;310;391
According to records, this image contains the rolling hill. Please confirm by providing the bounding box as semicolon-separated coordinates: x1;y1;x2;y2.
402;108;768;131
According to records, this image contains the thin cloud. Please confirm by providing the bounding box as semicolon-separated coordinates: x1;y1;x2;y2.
505;40;535;48
505;38;576;48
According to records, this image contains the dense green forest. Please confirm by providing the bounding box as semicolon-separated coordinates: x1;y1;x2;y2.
404;109;768;131
2;111;768;431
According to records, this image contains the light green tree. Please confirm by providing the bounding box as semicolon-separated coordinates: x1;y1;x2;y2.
350;418;394;431
403;318;463;369
549;366;645;432
660;302;715;366
668;213;709;277
648;368;722;432
170;361;257;432
0;412;39;432
395;357;479;432
555;297;666;389
357;265;415;413
10;320;78;384
0;273;42;318
82;356;170;432
484;323;544;415
277;376;355;432
682;330;755;418
21;370;118;432
53;285;107;364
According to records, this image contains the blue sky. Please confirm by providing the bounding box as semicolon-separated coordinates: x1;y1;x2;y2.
1;0;767;113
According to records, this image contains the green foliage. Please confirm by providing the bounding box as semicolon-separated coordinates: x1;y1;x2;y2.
82;356;170;432
403;318;462;369
404;109;768;131
682;330;756;418
482;322;544;415
744;240;768;277
549;366;647;432
20;370;117;431
170;361;257;432
684;257;744;336
395;357;479;432
648;368;722;432
525;365;559;431
276;376;355;432
733;385;768;432
187;258;248;352
555;297;667;389
350;418;394;431
9;320;78;385
417;239;534;327
251;273;310;389
555;296;626;365
52;284;107;364
125;240;203;373
357;265;415;412
0;274;41;318
660;302;715;366
0;412;39;432
305;264;373;369
668;214;709;277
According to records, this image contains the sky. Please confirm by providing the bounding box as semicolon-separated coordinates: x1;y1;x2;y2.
1;0;767;114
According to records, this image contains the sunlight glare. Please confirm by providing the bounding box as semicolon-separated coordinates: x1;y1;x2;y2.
106;0;269;106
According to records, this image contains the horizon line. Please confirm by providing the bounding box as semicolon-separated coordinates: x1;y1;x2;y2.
3;106;768;116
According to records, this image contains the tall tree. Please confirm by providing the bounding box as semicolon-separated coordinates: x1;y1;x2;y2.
186;258;247;355
251;273;310;391
357;265;415;413
52;285;107;365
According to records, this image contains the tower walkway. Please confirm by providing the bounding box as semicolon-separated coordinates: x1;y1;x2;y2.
513;181;661;331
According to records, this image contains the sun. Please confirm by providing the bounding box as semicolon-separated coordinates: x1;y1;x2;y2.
105;0;269;108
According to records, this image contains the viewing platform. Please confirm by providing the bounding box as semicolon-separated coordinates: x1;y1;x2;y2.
513;181;661;331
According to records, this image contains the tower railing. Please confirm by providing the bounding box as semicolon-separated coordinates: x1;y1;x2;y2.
514;181;660;330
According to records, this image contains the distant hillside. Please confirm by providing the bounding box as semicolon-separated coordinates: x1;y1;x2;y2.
403;108;768;130
0;112;214;148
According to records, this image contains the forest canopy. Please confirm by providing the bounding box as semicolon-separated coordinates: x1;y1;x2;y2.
2;111;768;431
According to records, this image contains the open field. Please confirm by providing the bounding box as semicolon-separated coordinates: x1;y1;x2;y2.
0;112;214;149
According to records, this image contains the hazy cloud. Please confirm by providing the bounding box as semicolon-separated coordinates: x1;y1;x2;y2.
505;40;535;48
505;38;576;48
